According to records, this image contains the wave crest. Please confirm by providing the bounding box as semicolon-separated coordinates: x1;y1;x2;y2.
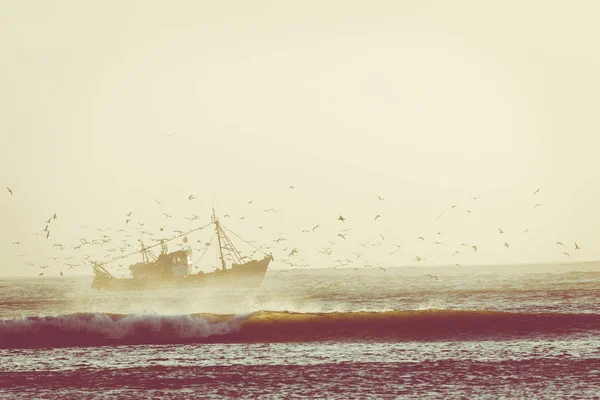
1;310;599;348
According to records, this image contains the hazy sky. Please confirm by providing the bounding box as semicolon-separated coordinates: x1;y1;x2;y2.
1;1;599;276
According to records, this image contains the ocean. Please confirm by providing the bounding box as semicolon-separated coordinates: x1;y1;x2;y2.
1;263;599;399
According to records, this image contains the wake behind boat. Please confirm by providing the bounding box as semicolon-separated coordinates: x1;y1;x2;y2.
91;209;273;291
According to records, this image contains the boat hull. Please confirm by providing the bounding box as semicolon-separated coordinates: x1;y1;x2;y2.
91;256;271;292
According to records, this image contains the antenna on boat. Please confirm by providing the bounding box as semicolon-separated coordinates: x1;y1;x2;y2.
212;208;227;271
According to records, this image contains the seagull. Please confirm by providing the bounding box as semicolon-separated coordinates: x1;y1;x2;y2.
374;215;381;221
46;231;50;239
125;219;130;224
436;211;445;220
46;218;52;224
472;245;478;252
224;214;230;218
38;272;44;276
247;200;254;204
415;256;422;262
188;195;196;200
498;228;504;234
163;213;172;218
393;244;401;248
524;229;529;234
312;225;320;231
154;200;162;205
376;195;385;201
533;188;540;195
534;203;542;208
418;236;425;242
471;197;479;200
12;242;20;245
452;251;461;256
289;248;299;256
258;226;263;230
337;234;346;240
556;242;563;246
451;205;458;209
563;252;571;257
425;274;438;280
53;213;57;220
6;186;14;195
127;212;133;217
379;234;385;240
338;215;346;223
289;186;295;189
575;243;580;250
504;242;509;248
378;266;386;272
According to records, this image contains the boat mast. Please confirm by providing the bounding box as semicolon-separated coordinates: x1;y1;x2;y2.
212;208;227;271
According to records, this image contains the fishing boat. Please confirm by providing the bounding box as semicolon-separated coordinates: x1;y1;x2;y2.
91;209;273;291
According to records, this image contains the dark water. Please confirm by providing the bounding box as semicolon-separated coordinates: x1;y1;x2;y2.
1;264;600;398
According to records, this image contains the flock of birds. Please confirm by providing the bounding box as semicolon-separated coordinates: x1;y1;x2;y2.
4;185;587;279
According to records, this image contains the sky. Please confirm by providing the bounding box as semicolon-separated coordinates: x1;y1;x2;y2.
1;1;599;276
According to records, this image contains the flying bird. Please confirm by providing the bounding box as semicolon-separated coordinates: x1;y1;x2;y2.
6;187;13;195
374;215;381;221
379;234;385;240
247;200;254;204
556;242;563;246
46;231;50;239
504;242;510;248
471;197;479;200
337;234;346;240
533;188;540;195
12;242;20;245
312;225;320;231
452;251;461;256
451;205;458;209
563;252;571;257
425;274;438;280
289;248;299;256
415;256;422;262
418;236;425;242
376;196;385;201
472;245;477;252
534;203;542;208
188;195;196;200
338;215;346;223
575;243;580;250
289;185;295;189
53;213;57;220
524;229;529;234
127;212;133;217
498;228;504;234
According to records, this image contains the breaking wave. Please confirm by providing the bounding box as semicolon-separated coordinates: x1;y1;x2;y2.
1;310;599;348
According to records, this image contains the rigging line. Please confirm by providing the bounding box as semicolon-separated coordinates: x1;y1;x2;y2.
97;221;214;266
193;231;215;266
220;229;245;264
220;224;270;256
